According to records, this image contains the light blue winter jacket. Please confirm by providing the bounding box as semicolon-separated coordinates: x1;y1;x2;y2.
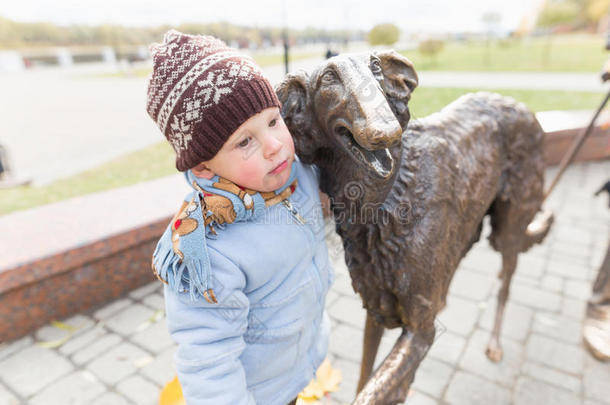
163;157;334;405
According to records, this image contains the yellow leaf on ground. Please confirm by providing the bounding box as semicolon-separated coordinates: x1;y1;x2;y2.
51;321;78;332
299;380;325;400
38;320;80;348
159;360;341;405
159;376;185;405
38;335;71;349
297;358;342;402
296;398;322;405
315;358;342;393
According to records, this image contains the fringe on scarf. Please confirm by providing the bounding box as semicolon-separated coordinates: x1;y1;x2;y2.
151;224;217;303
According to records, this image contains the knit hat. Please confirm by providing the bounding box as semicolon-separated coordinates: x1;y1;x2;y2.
146;30;281;171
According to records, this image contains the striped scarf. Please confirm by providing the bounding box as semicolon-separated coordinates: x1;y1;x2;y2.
152;161;298;302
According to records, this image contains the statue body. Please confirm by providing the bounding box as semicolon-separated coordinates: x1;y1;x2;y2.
277;52;553;404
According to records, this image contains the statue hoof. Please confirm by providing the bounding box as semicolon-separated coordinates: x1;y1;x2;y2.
583;315;610;362
485;343;503;362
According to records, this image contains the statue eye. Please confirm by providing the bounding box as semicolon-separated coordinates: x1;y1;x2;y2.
370;58;382;74
321;70;337;84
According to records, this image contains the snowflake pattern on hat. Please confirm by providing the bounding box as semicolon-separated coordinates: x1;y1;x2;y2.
145;30;279;169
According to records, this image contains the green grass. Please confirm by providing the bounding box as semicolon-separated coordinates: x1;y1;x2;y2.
0;142;176;215
401;34;608;72
409;87;605;118
1;86;606;216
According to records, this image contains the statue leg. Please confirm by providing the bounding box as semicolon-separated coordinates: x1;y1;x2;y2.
591;235;610;301
584;235;610;361
486;250;518;362
352;326;435;405
356;312;385;393
486;193;546;362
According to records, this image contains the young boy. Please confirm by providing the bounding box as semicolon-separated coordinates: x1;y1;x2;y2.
146;30;334;405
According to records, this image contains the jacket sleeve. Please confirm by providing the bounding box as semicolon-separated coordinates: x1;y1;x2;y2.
164;246;256;405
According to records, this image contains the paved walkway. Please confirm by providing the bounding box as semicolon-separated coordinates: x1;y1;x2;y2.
0;159;609;405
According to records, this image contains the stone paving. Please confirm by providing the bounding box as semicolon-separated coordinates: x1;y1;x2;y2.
0;159;609;405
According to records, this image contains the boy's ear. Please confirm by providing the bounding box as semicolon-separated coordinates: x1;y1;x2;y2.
191;162;215;179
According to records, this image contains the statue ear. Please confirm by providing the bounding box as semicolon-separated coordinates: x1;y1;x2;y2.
375;50;418;127
276;70;316;163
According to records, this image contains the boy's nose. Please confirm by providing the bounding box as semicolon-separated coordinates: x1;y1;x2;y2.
263;134;282;159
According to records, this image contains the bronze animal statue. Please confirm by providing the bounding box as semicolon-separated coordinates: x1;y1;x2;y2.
276;50;554;404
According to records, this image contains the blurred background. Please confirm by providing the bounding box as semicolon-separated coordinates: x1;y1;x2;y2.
0;0;609;214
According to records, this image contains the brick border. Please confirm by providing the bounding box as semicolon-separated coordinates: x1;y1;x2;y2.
543;126;610;166
0;218;169;342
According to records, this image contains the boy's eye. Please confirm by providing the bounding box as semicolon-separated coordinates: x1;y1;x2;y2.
269;118;277;127
238;136;251;148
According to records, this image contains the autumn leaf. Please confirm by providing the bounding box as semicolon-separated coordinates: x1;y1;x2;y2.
38;320;80;348
51;321;79;332
38;336;72;349
315;358;342;392
297;358;342;403
159;376;185;405
158;359;341;405
298;380;325;401
136;309;165;332
133;356;154;368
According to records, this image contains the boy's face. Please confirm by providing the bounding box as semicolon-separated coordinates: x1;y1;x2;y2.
192;106;295;192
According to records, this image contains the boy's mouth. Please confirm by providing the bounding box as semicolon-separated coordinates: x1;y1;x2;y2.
269;159;288;175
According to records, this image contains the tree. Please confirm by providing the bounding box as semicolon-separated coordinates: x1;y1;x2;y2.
537;0;580;29
418;39;444;66
0;17;366;49
586;0;610;25
368;23;400;46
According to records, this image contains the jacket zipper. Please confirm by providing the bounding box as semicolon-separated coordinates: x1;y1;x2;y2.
282;197;325;300
282;199;306;225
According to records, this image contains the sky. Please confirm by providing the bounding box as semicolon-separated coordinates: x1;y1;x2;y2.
0;0;545;34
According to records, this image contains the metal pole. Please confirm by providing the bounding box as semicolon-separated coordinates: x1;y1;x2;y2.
543;88;610;201
282;0;289;75
283;32;289;75
0;144;8;178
